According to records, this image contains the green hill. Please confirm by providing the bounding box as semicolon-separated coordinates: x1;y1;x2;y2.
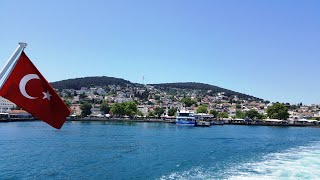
51;77;261;100
149;82;261;100
51;76;132;90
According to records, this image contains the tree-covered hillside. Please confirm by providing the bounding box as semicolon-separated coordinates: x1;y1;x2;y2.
150;82;261;100
51;77;261;101
51;76;132;90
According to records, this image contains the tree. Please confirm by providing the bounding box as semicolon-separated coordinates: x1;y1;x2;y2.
148;111;155;117
209;110;218;118
246;109;262;120
235;110;246;119
218;112;229;119
136;110;144;117
196;105;208;113
64;100;71;108
111;103;125;117
169;95;176;101
168;108;177;116
100;101;111;114
123;102;138;117
154;95;160;100
64;91;73;98
109;91;117;97
181;97;197;107
79;93;87;99
267;103;289;120
80;102;92;117
154;107;164;118
290;104;298;110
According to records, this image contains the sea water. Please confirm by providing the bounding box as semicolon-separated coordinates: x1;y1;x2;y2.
1;121;320;179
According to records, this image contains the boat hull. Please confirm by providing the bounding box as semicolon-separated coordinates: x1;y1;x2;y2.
211;120;225;125
195;121;211;127
176;120;195;126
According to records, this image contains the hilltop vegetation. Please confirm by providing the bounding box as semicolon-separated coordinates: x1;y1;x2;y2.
51;76;132;90
150;82;261;100
51;76;260;100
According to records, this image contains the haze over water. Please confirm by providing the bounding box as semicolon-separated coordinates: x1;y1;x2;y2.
1;121;320;179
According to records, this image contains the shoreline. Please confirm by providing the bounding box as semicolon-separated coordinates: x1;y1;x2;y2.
69;117;176;123
1;118;319;128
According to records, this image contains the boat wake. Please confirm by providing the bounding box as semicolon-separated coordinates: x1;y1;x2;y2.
160;141;320;180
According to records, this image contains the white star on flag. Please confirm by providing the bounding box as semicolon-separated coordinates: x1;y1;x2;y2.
42;91;52;101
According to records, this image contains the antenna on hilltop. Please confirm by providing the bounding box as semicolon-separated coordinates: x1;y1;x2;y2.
142;75;145;86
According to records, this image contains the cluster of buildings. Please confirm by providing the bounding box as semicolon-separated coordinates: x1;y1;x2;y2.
0;97;33;119
58;84;320;120
0;84;319;121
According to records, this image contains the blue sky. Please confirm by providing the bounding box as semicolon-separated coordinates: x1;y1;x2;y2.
0;0;319;104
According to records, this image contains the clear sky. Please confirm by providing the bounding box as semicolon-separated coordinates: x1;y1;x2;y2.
0;0;319;104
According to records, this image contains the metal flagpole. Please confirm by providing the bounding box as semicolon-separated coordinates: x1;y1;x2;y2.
0;42;27;89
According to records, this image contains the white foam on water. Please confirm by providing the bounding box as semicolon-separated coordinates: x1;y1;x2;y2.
160;142;320;180
229;142;320;180
160;167;211;180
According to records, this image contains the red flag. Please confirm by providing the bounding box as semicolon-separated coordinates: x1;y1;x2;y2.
0;52;70;129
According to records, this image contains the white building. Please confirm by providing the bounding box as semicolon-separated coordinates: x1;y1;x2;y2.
70;104;81;116
96;88;106;95
0;97;15;112
91;106;102;115
137;105;148;116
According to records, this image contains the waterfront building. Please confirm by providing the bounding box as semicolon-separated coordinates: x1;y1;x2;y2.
258;109;266;115
8;110;32;119
70;104;82;116
0;97;15;113
91;104;102;115
137;105;148;116
228;108;237;117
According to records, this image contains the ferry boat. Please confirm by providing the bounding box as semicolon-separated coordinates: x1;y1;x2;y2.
176;110;196;126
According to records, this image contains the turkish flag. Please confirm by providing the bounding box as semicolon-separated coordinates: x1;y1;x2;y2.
0;52;70;129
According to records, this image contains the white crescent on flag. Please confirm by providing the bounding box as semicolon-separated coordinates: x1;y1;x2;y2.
19;74;40;99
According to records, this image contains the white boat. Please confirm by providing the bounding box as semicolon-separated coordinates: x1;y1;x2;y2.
211;120;225;125
194;113;212;127
195;120;211;127
176;110;196;126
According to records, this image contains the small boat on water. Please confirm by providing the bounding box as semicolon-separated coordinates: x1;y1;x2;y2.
175;110;196;126
194;113;212;127
195;120;211;127
211;120;225;125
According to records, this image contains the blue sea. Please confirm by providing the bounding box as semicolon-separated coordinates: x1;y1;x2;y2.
1;121;320;179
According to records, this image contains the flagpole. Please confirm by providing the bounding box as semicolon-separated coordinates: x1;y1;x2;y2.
0;42;27;89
